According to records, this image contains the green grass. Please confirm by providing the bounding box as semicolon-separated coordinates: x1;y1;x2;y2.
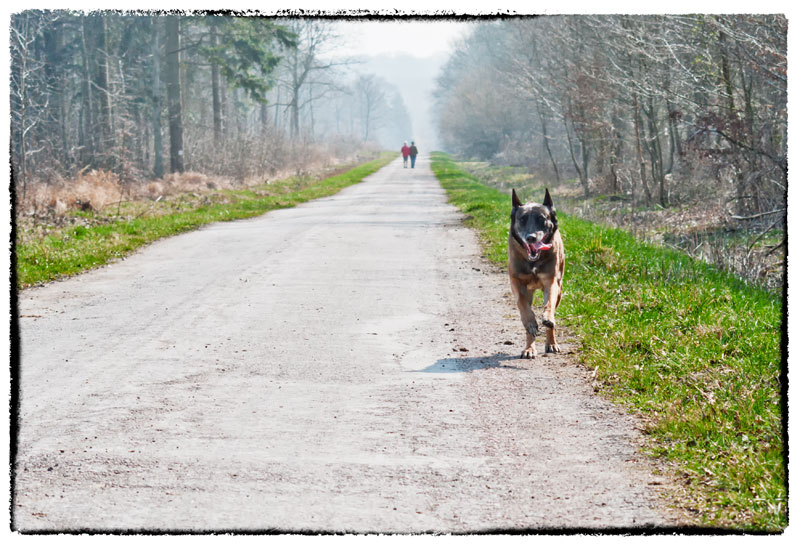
16;153;396;288
430;152;786;531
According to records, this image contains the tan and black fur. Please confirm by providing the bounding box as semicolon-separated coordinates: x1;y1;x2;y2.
508;188;565;358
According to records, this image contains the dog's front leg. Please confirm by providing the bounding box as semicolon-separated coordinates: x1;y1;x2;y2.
511;278;538;358
541;277;561;354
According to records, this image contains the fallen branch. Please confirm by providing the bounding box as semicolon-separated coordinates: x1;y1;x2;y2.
747;217;783;258
731;209;785;221
765;239;787;257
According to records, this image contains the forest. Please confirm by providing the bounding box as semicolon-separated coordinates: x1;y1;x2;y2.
434;15;787;289
10;12;413;213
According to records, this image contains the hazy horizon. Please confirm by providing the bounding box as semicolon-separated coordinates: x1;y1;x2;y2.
332;20;476;151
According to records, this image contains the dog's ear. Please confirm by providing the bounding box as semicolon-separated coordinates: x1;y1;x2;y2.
543;188;554;210
512;188;522;208
543;188;558;230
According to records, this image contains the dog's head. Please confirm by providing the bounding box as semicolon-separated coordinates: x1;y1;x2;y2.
510;188;558;262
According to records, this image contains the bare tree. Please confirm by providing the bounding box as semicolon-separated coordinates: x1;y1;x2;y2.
354;74;387;142
276;19;351;140
10;12;48;204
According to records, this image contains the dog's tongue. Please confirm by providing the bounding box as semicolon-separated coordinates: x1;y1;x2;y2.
528;241;552;253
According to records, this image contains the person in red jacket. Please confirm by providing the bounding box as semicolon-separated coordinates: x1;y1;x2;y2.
401;141;411;168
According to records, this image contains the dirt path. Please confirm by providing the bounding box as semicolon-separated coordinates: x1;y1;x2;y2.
14;156;675;532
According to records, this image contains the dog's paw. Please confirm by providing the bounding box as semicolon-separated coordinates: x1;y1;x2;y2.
542;319;554;329
521;346;537;359
545;343;561;354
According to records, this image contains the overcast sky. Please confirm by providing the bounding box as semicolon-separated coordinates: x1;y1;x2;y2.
333;20;474;59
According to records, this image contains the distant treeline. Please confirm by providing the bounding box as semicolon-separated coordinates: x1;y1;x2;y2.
434;15;786;218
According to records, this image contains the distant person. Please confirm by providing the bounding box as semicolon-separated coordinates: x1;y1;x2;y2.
401;141;410;168
409;141;418;168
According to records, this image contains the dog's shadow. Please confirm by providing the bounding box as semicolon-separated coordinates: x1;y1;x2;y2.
414;353;527;373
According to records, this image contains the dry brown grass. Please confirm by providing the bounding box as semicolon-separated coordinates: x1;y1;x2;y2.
142;172;233;200
21;168;123;216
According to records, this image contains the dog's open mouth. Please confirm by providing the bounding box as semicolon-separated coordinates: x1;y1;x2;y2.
525;240;552;261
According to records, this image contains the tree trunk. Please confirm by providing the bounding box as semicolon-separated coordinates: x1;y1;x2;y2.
166;16;184;173
88;15;112;166
260;102;269;134
274;86;281;129
718;23;753;216
538;102;561;185
610;109;625;194
563;115;589;197
664;72;677;174
220;77;228;140
151;16;164;178
290;48;300;139
233;87;243;137
308;82;315;139
718;26;737;116
43;18;69;168
632;92;652;204
80;16;95;166
14;16;29;203
362;96;371;142
580;133;591;196
666;101;677;175
644;95;667;207
210;25;223;145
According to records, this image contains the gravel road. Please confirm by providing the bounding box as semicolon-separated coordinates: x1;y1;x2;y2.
14;156;675;532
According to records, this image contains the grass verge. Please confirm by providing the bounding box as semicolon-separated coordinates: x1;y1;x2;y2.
430;152;786;531
16;152;396;288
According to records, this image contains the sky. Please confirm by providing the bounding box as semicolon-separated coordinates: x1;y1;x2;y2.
332;20;473;59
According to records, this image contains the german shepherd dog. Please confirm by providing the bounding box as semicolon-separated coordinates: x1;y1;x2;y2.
508;188;565;358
